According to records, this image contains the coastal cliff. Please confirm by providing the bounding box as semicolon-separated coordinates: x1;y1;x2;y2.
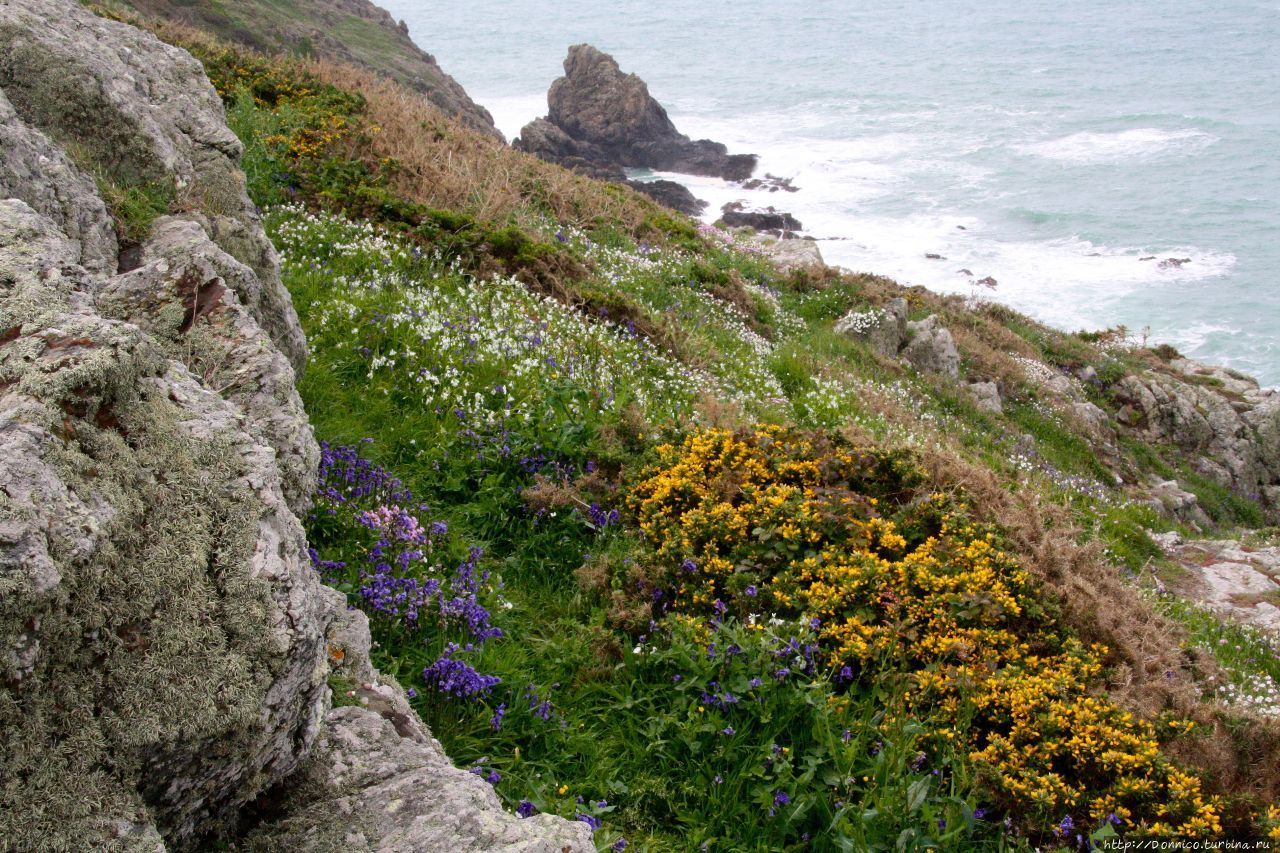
1;0;1278;849
106;0;501;138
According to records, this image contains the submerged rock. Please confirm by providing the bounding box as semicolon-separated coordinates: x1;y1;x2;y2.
516;44;757;192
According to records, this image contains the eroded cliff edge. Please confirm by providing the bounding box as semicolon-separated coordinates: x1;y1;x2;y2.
0;1;588;849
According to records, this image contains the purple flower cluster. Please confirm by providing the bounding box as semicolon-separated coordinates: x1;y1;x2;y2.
422;643;500;698
523;683;556;722
584;502;621;529
316;440;415;507
309;443;505;703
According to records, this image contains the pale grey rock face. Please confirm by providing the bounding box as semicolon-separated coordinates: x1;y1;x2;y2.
0;199;333;850
0;0;331;845
835;297;907;358
98;217;317;510
748;235;825;272
966;380;1003;415
1146;479;1211;528
0;90;119;274
246;607;597;852
1155;536;1280;636
1113;359;1280;520
245;706;596;853
1;5;599;852
902;314;960;378
0;0;308;372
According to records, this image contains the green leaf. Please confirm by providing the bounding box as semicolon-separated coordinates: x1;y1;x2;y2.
906;777;930;813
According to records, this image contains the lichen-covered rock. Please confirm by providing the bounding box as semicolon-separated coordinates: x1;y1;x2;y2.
0;90;119;275
98;217;317;508
0;0;331;845
966;380;1003;414
1;6;598;851
0;200;333;850
244;706;596;853
749;235;825;272
1155;536;1280;633
902;314;960;378
0;0;308;373
1144;479;1211;528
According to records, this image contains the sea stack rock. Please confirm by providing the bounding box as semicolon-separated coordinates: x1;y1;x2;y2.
517;44;758;188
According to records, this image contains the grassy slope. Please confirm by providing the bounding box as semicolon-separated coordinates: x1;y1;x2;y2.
95;12;1280;850
101;0;500;135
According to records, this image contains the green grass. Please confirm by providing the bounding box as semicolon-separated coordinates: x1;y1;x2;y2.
189;45;1280;847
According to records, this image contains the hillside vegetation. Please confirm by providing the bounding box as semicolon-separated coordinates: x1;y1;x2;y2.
95;0;500;136
93;9;1280;850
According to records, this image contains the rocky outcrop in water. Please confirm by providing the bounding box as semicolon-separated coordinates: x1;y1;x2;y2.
0;2;590;849
720;202;803;236
516;44;757;193
629;179;708;216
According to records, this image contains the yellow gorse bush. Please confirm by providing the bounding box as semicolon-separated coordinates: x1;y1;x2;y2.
630;426;1222;838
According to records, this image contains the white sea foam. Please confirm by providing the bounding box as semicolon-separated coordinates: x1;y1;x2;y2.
479;94;548;142
640;160;1235;341
1016;128;1217;164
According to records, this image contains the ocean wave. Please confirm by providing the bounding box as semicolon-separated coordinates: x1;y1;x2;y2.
477;93;548;141
1015;128;1217;164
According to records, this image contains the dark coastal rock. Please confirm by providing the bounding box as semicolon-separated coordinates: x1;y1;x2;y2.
976;275;998;288
628;179;707;215
516;44;758;183
720;202;802;235
515;116;624;181
741;173;799;193
1158;257;1191;269
925;252;946;260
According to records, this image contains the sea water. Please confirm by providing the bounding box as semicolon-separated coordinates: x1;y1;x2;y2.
383;0;1280;384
